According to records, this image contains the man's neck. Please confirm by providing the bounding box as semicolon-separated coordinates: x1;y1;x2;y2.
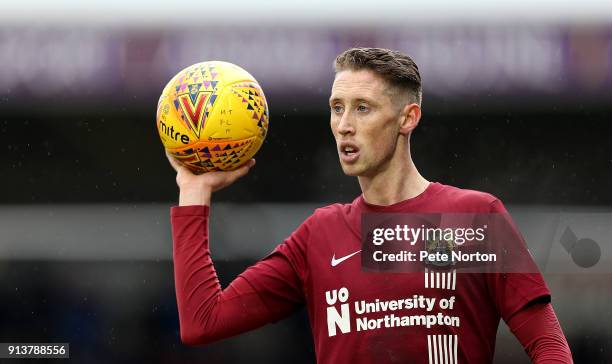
358;154;429;206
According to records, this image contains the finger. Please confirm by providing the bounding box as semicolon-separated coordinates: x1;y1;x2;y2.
229;159;256;181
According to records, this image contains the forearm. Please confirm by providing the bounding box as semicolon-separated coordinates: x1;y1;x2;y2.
508;303;573;363
171;205;273;345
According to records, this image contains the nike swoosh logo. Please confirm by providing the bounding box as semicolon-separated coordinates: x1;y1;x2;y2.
331;250;362;267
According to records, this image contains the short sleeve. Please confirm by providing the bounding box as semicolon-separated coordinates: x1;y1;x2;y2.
486;199;551;322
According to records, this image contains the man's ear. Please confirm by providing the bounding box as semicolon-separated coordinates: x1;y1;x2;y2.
398;103;421;135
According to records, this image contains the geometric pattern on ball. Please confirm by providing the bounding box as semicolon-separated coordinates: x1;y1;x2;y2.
156;61;269;173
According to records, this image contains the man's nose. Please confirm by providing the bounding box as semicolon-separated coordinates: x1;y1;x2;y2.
337;112;355;136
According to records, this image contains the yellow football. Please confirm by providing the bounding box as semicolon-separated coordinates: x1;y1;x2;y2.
156;61;269;173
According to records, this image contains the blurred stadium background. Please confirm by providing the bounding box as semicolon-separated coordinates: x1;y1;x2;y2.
1;1;611;362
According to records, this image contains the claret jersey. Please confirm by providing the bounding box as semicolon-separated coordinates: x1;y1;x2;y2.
171;182;550;363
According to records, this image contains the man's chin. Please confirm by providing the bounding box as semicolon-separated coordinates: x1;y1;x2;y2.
340;163;363;177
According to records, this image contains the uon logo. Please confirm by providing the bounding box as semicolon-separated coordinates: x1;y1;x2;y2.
178;91;213;138
325;287;351;337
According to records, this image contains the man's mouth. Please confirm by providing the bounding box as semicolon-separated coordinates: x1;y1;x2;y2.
339;142;360;163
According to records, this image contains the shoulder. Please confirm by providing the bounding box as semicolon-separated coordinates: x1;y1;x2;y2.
307;202;353;224
286;203;350;236
282;202;354;251
296;200;362;234
435;183;504;213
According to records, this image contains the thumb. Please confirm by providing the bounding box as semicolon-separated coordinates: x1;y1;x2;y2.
166;150;187;173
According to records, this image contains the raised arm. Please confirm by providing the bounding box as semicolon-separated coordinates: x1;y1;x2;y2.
168;154;305;345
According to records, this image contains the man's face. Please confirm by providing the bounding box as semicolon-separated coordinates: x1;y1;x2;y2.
329;69;404;177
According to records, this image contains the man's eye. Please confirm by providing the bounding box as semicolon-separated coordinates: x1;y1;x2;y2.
332;105;344;113
357;105;369;112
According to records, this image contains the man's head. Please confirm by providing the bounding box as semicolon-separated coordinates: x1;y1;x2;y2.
330;47;422;177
